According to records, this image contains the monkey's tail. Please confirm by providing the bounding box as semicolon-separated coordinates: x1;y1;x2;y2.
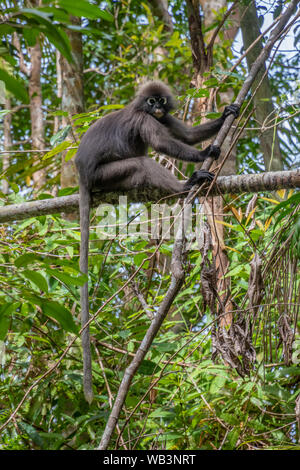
79;182;94;404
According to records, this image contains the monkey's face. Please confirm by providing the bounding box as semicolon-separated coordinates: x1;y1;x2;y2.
145;96;168;119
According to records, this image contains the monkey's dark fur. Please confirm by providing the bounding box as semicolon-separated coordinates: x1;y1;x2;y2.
75;81;239;402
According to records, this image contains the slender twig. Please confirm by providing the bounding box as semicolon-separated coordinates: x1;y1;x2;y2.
207;0;239;53
131;281;154;320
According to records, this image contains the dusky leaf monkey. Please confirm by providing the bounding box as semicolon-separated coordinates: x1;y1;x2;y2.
75;80;239;402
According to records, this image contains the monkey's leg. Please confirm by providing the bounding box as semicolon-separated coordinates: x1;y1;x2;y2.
93;157;214;196
93;157;185;195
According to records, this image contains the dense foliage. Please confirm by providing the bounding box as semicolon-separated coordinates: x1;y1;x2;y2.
0;0;299;450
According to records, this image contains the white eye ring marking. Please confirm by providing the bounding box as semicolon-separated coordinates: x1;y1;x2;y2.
147;97;156;105
159;97;167;105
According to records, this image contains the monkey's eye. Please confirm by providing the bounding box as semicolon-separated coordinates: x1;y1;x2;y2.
159;97;167;105
147;97;156;106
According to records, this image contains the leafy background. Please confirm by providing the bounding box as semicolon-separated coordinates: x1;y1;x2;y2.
0;0;299;450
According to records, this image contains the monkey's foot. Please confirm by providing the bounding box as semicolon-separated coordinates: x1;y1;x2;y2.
185;170;215;190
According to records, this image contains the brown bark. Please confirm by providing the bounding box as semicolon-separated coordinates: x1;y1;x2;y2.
13;3;46;193
151;0;173;33
60;16;84;190
54;50;62;135
240;0;283;171
29;35;46;191
186;0;211;79
2;97;11;194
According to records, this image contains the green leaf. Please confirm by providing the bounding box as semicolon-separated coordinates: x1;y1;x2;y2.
38;432;64;450
14;218;36;234
0;24;15;35
134;252;148;266
154;342;177;353
65;147;77;162
45;268;87;287
225;264;249;277
42;301;78;334
119;330;130;340
43;141;70;160
19;8;54;22
0;303;19;340
19;10;73;63
271;193;300;217
220;413;240;426
15;253;43;268
206;112;222;119
0;110;11;118
227;428;239;449
203;77;219;87
57;186;78;196
18;422;45;448
0;312;10;341
23;27;40;46
186;88;209;98
0;68;29;103
58;0;114;21
273;3;283;19
149;409;175;418
22;270;48;293
250;396;264;408
157;432;182;441
139;359;160;375
45;26;74;63
50;110;69;117
210;374;227;393
165;32;182;48
98;104;124;110
50;125;71;146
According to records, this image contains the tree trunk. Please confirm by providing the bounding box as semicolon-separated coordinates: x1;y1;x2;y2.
240;0;283;171
29;34;46;191
54;50;62;136
151;0;173;33
60;16;84;190
2;97;11;194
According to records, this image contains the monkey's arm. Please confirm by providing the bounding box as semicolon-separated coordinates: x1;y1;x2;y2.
164;104;240;145
140;116;219;162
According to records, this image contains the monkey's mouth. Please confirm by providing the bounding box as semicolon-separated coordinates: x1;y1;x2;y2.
153;109;164;118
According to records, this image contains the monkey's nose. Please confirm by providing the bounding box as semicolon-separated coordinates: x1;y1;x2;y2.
154;109;164;118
